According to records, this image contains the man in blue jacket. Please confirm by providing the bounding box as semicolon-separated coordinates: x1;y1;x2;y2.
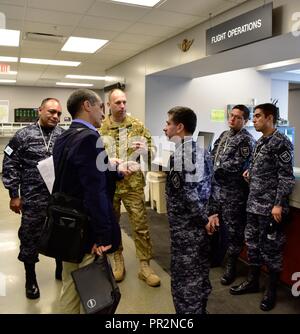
53;89;122;313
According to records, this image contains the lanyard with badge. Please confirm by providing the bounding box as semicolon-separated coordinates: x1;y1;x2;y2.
214;132;230;167
38;121;54;154
37;121;56;193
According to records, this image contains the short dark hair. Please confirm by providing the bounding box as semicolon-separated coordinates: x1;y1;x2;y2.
168;106;197;134
232;104;250;121
254;103;279;125
108;88;125;102
67;89;100;118
40;97;60;108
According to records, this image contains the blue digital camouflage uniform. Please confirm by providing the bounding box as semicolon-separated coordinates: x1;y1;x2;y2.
166;139;213;314
245;129;295;272
2;123;64;263
210;128;255;258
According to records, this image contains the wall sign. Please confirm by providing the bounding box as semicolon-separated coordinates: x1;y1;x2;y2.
206;3;272;55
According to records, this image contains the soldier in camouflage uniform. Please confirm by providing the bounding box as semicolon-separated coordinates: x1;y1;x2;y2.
100;89;160;287
164;106;214;314
2;98;64;299
209;105;255;285
230;103;295;311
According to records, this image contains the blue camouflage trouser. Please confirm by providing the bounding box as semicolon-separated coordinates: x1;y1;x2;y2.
170;220;211;314
18;204;47;263
245;213;286;272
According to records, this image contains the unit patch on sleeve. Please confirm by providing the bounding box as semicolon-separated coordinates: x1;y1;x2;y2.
4;145;13;156
279;150;292;163
240;146;250;158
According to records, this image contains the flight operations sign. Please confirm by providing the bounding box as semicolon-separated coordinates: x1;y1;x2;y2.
206;3;272;55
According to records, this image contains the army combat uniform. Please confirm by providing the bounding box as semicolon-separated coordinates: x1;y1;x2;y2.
100;115;155;261
166;139;213;314
245;129;295;272
2;123;64;263
210;128;255;261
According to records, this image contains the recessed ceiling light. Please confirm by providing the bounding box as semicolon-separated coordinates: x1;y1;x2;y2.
61;37;109;53
20;58;80;66
0;29;20;47
287;70;300;75
256;58;300;71
65;75;106;80
0;56;18;62
111;0;161;7
0;79;16;83
0;71;17;75
56;82;94;87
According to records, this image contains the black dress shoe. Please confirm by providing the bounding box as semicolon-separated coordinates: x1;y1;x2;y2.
26;282;40;299
260;289;276;311
230;280;260;295
220;272;236;285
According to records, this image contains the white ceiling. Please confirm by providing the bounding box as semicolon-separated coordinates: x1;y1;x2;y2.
0;0;247;89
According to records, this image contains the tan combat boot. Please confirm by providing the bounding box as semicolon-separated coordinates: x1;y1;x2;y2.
113;251;125;282
138;260;161;287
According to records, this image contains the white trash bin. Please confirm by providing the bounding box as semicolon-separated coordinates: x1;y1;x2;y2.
147;171;167;214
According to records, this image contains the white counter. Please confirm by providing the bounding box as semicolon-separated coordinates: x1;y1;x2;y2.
290;167;300;209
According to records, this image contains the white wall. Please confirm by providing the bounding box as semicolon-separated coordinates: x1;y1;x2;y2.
107;0;300;123
146;68;271;143
289;89;300;167
0;86;103;122
271;80;289;120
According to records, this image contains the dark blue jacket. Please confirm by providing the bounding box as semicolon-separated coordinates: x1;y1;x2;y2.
53;122;121;254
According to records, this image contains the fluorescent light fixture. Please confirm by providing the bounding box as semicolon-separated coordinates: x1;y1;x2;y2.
287;70;300;75
20;58;80;66
256;58;300;71
0;79;16;83
62;37;109;53
65;74;106;80
56;82;93;87
0;29;20;47
0;56;18;62
111;0;161;7
0;71;17;75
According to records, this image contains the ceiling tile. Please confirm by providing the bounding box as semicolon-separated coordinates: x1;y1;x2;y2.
87;1;150;21
113;33;160;45
27;0;95;14
126;22;180;37
159;0;228;16
80;15;133;32
22;21;74;36
71;27;119;40
0;3;25;20
25;8;82;26
140;9;203;28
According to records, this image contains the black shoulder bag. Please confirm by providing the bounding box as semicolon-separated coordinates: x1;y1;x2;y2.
39;129;89;263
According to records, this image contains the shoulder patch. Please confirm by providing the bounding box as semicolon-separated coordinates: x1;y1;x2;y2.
171;172;181;189
240;146;250;158
4;145;13;156
279;150;292;163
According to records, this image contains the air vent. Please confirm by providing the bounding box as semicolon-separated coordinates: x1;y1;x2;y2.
23;32;66;44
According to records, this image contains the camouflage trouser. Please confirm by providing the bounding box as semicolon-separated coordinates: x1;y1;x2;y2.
221;197;247;258
18;205;47;264
113;190;153;261
170;221;211;314
245;213;286;272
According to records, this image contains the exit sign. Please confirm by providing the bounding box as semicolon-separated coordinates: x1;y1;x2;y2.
0;64;10;73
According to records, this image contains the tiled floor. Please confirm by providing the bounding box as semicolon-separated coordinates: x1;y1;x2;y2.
0;182;299;314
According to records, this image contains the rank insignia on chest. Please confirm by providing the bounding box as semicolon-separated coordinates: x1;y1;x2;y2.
279;151;292;163
171;172;181;189
241;146;250;158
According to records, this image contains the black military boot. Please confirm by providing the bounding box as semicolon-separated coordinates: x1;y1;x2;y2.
220;255;238;285
230;265;260;295
260;271;280;311
24;263;40;299
55;259;63;281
